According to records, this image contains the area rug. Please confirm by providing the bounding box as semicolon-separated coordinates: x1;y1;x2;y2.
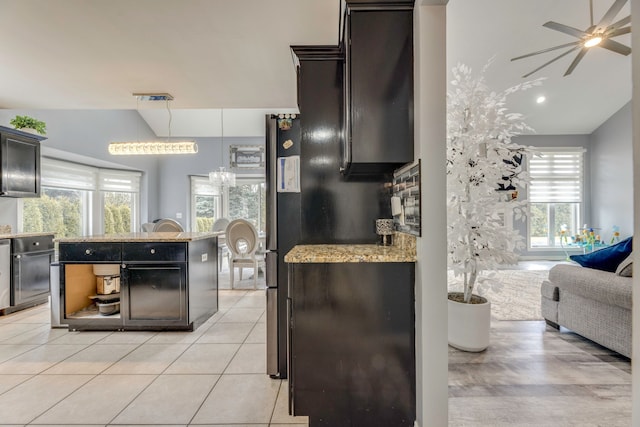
448;269;549;321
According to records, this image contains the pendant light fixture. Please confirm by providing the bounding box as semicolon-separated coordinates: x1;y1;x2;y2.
109;93;198;155
209;109;236;187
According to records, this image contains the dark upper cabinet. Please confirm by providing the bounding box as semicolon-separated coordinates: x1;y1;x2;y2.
0;126;45;198
342;4;414;176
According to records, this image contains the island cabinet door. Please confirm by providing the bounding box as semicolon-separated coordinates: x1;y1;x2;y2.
121;263;188;327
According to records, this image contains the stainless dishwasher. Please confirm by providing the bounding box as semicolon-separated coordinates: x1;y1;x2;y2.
0;239;10;310
11;235;54;308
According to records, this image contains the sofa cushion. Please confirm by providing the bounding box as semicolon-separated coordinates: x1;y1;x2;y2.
616;253;633;277
549;264;632;310
570;237;633;272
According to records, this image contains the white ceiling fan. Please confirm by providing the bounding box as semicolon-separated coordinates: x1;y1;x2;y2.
511;0;631;77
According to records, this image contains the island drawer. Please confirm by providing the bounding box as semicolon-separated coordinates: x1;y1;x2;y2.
59;243;122;262
122;242;187;262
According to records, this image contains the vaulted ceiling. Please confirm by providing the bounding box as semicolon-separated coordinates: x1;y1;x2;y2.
0;0;632;136
448;0;632;135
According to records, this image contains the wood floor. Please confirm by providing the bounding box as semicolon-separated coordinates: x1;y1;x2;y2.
449;320;631;426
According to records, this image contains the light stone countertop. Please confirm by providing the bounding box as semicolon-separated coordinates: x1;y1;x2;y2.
0;232;55;239
284;243;416;263
55;231;223;243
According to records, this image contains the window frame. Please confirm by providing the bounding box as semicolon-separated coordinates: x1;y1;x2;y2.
526;147;586;250
189;174;266;232
189;175;223;232
19;157;141;236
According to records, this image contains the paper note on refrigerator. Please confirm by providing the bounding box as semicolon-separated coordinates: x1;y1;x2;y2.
277;155;300;193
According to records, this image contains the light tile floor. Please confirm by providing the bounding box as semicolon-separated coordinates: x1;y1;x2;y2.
0;261;631;426
0;289;308;427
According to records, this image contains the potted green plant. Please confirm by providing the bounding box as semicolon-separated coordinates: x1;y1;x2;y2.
446;63;539;351
10;115;47;135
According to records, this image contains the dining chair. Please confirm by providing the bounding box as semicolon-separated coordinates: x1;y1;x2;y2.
226;219;265;289
211;218;230;272
152;218;185;232
141;222;155;232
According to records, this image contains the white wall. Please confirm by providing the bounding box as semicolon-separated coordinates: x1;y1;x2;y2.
415;3;448;426
631;0;639;423
590;102;633;238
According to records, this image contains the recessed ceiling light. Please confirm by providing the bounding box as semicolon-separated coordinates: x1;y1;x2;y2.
536;95;546;104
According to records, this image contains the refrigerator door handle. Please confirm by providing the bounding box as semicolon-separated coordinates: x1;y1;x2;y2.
266;116;278;251
266;252;278;288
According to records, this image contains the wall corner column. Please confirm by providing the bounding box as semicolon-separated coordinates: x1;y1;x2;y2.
414;2;449;426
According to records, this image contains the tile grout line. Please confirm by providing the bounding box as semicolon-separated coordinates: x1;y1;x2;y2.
186;290;261;425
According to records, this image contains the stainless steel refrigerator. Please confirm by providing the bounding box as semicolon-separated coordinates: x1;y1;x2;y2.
265;113;392;378
265;114;302;378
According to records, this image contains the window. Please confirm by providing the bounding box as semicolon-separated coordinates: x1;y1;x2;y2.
21;158;141;237
190;175;266;233
100;169;141;234
228;177;266;232
527;148;585;248
190;176;222;232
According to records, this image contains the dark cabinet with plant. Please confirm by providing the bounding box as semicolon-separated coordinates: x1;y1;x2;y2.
341;1;414;175
0;125;46;198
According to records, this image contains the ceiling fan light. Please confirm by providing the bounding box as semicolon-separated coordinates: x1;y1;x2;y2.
584;36;603;48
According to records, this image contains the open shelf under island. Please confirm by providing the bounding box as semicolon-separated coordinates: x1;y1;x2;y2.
56;232;220;331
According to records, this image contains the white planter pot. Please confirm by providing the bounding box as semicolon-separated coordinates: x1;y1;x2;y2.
18;127;39;135
448;292;491;352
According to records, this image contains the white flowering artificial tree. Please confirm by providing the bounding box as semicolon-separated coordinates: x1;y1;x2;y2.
447;63;540;304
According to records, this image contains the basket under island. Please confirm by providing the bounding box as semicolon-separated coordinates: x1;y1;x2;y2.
55;232;221;331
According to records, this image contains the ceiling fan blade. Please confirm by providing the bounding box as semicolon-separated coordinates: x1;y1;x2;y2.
607;26;631;38
521;46;581;78
543;21;588;39
599;38;632;55
596;0;628;31
511;41;582;61
564;48;588;76
609;15;631;29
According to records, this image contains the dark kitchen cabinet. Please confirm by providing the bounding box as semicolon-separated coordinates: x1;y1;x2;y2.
9;234;54;312
290;46;393;244
121;242;188;328
288;261;416;426
342;4;414;175
0;125;45;198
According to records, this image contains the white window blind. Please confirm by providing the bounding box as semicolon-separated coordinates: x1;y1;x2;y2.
191;176;221;196
42;157;141;193
41;158;98;190
528;148;585;203
99;169;141;192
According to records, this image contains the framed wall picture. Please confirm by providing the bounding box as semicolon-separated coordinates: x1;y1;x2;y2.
230;145;265;169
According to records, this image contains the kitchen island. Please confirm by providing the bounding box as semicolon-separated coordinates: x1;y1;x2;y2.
56;232;220;331
284;237;416;427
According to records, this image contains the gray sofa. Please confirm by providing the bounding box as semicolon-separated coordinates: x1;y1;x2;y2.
541;263;632;358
